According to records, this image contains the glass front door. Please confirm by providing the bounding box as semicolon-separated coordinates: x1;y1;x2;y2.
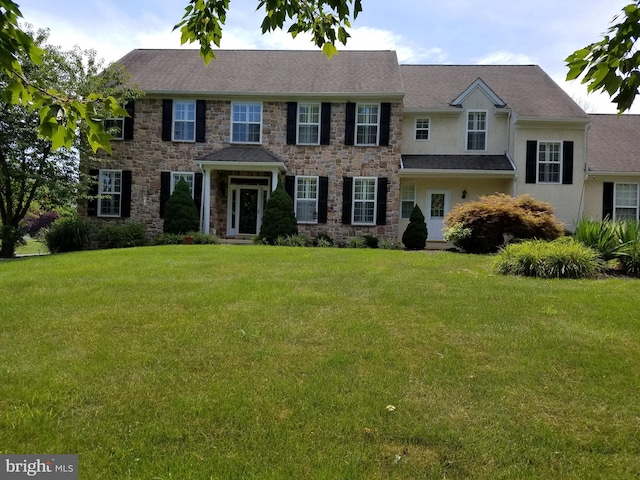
227;177;271;236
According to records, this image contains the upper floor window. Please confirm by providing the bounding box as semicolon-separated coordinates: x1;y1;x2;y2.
401;182;416;218
173;100;196;142
232;102;262;143
538;142;561;183
356;104;379;146
353;177;377;225
98;169;122;217
104;118;124;140
415;118;430;141
467;111;486;151
614;183;639;221
172;172;195;197
298;103;320;145
295;176;319;223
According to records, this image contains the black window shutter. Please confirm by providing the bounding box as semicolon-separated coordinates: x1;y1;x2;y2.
379;103;391;146
318;176;328;223
284;175;295;200
121;170;132;218
376;177;388;225
562;141;574;184
196;100;206;143
286;102;297;145
87;169;99;216
342;177;353;224
194;173;203;216
123;101;135;140
160;171;171;218
603;182;614;220
525;140;537;184
345;102;355;146
162;99;173;141
320;102;331;145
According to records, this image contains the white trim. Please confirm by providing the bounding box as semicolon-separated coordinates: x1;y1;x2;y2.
399;169;515;178
352;176;377;225
170;171;195;196
414;117;430;141
294;175;319;224
231;101;263;144
172;100;196;142
536;140;562;184
466;110;487;152
613;182;640;221
97;169;122;218
297;103;321;145
451;78;506;107
400;181;417;219
426;189;450;241
355;103;380;146
104;117;124;140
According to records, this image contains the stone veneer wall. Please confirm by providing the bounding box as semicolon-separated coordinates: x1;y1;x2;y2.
94;98;402;243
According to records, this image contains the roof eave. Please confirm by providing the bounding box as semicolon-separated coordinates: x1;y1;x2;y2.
143;90;405;100
399;168;516;177
587;170;640;177
197;161;287;172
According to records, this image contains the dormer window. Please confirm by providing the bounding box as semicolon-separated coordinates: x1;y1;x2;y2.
467;111;487;151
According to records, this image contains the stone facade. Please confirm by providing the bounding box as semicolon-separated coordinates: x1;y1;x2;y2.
96;97;403;243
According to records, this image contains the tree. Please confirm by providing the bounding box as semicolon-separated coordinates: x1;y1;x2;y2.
0;28;138;257
566;2;640;113
175;0;362;63
258;183;298;244
402;204;427;250
163;179;200;235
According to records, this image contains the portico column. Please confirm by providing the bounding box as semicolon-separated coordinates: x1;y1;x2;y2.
271;169;279;191
202;167;211;233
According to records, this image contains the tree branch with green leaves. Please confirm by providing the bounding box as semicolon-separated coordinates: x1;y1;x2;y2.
566;2;640;113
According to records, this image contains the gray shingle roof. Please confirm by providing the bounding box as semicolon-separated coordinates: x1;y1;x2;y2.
402;154;514;172
117;49;404;97
588;114;640;173
400;65;588;120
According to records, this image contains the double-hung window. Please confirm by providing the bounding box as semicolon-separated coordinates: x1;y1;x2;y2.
401;182;416;218
298;103;320;145
353;177;377;225
171;172;195;198
173;100;196;141
98;170;122;217
467;111;486;150
356;104;379;146
104;117;124;140
295;176;319;223
538;142;561;183
614;183;639;221
232;102;262;143
415;118;430;141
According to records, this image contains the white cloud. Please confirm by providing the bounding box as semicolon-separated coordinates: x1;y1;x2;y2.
476;51;536;65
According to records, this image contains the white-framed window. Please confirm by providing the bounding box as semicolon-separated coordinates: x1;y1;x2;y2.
295;176;319;223
415;118;430;141
104;117;124;140
401;182;416;218
171;172;195;198
538;141;562;183
173;100;196;142
356;103;379;146
232;102;262;144
353;177;377;225
298;103;320;145
466;110;486;151
614;183;639;221
98;169;122;217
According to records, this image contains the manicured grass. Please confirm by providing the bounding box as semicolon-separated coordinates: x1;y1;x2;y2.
14;236;49;256
1;246;639;479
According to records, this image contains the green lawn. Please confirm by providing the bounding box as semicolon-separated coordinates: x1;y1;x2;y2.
1;246;639;479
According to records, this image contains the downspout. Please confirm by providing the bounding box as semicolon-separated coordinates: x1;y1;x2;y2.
197;163;204;233
507;110;517;196
578;120;591;221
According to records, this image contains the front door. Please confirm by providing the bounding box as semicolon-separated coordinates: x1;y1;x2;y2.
238;188;259;234
426;190;450;241
227;177;271;236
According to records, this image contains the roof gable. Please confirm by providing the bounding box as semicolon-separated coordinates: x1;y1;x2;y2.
451;78;506;108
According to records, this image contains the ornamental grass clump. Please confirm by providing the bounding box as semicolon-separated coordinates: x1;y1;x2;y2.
615;221;640;277
444;193;565;253
573;218;620;260
494;238;604;279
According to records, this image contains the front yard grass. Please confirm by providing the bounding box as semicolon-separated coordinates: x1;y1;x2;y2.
1;246;639;478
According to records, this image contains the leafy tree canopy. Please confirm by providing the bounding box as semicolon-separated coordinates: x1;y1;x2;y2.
175;0;362;63
566;2;640;113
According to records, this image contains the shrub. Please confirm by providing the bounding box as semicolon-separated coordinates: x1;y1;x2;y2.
379;239;403;250
443;222;472;245
45;217;92;253
153;233;185;245
444;193;565;253
402;204;428;250
494;238;604;279
97;223;147;249
314;232;334;247
615;221;640;277
258;183;298;244
163;178;200;234
190;232;219;245
362;234;379;249
346;236;367;248
22;210;60;236
573;218;620;260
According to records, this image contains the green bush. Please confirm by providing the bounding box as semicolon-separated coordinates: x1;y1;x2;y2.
402;204;428;250
45;217;92;253
346;236;367;248
163;179;200;234
153;231;218;245
615;221;640;277
314;232;334;247
153;233;185;245
258;183;298;245
190;232;219;245
573;218;620;260
494;238;604;279
445;194;565;253
97;223;147;249
379;239;403;250
362;234;379;249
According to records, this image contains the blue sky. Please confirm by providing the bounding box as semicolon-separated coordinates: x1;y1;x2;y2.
17;0;638;113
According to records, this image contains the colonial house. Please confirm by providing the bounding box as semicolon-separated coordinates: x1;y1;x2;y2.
87;49;640;244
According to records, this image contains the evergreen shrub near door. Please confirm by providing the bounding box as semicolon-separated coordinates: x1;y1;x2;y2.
258;183;297;245
163;179;200;234
402;204;428;250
